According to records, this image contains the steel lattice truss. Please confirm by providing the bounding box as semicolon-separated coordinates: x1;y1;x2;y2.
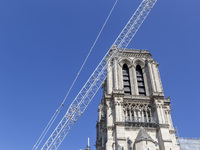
41;0;157;149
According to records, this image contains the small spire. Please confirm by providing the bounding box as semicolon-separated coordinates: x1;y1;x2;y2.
135;127;155;143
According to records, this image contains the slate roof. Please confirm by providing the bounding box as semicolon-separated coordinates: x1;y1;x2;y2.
135;127;155;143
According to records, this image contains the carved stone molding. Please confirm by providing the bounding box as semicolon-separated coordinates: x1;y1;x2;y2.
158;124;169;128
125;122;158;128
105;94;112;99
125;126;157;132
115;122;125;126
132;58;145;69
169;130;176;134
117;138;126;141
118;57;133;68
123;101;152;110
162;140;172;143
123;95;151;100
121;52;151;59
152;60;159;67
151;92;165;99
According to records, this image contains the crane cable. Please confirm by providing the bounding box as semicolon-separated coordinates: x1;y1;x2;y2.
60;0;118;110
33;0;118;149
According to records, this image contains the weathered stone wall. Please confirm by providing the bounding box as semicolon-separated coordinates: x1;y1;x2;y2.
96;49;180;150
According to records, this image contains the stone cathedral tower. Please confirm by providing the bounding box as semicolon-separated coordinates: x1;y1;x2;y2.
96;47;180;150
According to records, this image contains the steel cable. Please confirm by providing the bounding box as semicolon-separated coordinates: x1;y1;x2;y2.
32;1;118;149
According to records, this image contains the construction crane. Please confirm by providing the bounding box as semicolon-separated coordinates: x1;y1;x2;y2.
34;0;157;149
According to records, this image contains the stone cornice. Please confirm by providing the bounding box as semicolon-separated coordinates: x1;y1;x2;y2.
122;52;151;59
169;129;176;134
158;124;169;128
117;138;126;141
112;89;124;98
164;97;171;104
123;95;151;101
125;126;157;132
109;48;151;59
151;92;165;99
123;100;151;105
162;139;172;143
104;94;112;99
115;121;125;126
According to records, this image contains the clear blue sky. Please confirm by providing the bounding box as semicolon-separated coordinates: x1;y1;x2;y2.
0;0;200;149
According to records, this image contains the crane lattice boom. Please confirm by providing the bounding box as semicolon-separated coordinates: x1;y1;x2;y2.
39;0;157;149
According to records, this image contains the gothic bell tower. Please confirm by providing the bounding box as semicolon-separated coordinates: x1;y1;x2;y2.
96;47;180;150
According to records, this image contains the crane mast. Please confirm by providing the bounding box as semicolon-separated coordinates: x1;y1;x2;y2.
38;0;157;149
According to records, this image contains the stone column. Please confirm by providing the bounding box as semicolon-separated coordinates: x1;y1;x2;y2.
134;110;137;122
106;128;114;150
168;110;174;130
129;66;134;95
146;111;149;122
138;110;141;122
147;61;156;93
106;100;113;126
114;97;123;122
115;100;119;122
113;58;119;90
151;61;163;93
132;66;138;95
118;63;123;90
155;103;164;124
143;67;150;96
160;105;166;124
125;109;127;121
119;102;123;122
141;111;144;122
107;61;113;94
130;109;132;121
158;105;164;124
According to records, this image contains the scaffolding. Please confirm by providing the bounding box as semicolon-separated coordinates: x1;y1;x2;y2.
179;138;200;150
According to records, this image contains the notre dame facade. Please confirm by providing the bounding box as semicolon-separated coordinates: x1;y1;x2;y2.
96;47;180;150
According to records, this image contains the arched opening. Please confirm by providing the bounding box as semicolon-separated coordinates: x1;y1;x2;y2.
123;64;131;95
136;65;146;96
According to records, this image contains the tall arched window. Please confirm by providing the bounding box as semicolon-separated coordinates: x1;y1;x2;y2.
123;64;131;95
136;65;146;96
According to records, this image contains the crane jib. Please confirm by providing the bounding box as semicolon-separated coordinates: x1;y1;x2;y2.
37;0;157;149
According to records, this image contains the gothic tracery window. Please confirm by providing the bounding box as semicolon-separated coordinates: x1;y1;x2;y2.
123;103;153;123
136;65;146;96
123;64;131;95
